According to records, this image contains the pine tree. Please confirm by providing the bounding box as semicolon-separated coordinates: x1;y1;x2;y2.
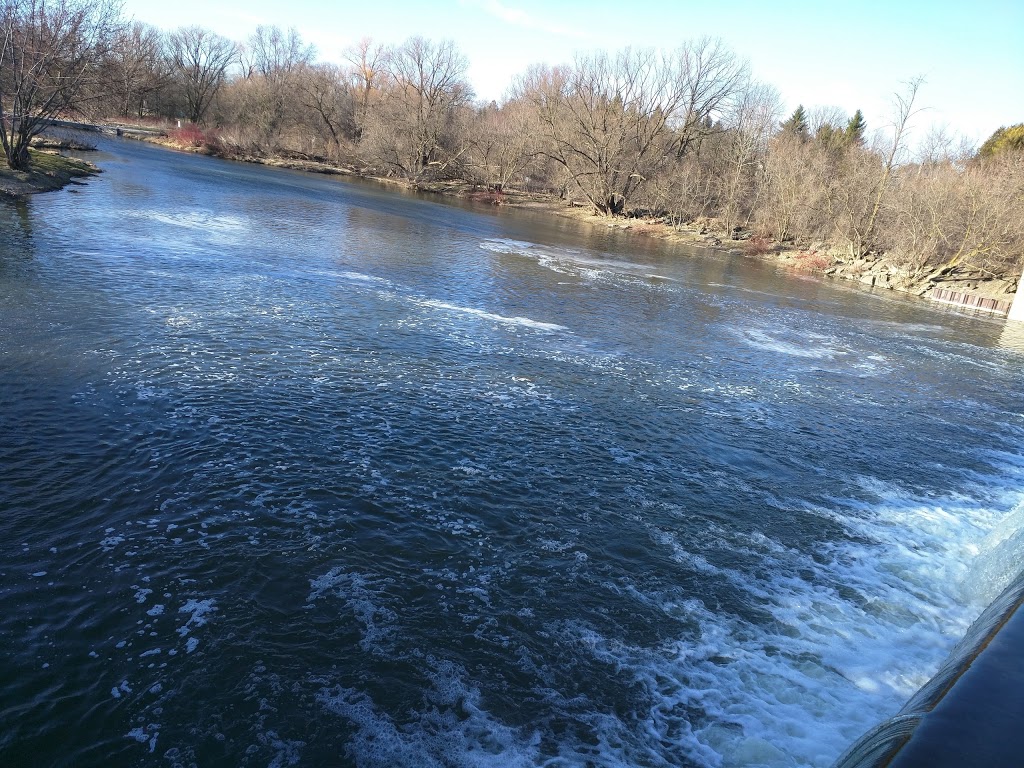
780;105;809;139
845;109;867;145
815;122;845;149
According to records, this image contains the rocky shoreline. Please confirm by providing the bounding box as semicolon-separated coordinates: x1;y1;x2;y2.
533;207;1019;312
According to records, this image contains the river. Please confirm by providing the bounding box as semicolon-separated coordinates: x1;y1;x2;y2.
2;137;1023;767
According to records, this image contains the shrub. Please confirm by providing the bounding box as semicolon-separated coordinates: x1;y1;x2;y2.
744;234;774;256
793;249;831;271
168;124;225;155
169;123;206;148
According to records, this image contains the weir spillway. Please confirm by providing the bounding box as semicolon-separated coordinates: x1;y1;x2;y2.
835;569;1024;767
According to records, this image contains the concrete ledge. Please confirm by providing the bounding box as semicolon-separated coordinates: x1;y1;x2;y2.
929;287;1011;316
888;600;1024;766
834;573;1024;767
1008;274;1024;322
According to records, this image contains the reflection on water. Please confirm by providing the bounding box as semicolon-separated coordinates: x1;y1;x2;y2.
1;137;1023;768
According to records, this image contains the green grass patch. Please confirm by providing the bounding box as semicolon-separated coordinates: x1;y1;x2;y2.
0;149;99;197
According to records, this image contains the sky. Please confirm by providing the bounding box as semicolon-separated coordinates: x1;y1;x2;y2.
120;0;1024;148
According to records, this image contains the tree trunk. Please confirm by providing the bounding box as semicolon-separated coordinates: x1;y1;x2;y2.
5;135;31;171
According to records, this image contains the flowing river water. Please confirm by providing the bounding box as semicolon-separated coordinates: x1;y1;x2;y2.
2;138;1024;767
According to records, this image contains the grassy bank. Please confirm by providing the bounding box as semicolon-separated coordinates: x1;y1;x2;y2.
0;150;99;198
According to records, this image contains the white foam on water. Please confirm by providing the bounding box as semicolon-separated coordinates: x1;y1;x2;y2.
903;340;1009;373
131;209;246;234
101;533;126;551
862;320;946;334
256;729;305;768
176;598;216;636
665;472;1024;766
477;238;537;255
707;282;803;303
961;497;1024;605
417;299;566;333
540;478;1014;767
164;314;194;329
307;569;399;654
317;659;541;768
735;327;849;360
125;724;160;753
321;466;1023;768
479;238;668;285
311;269;390;285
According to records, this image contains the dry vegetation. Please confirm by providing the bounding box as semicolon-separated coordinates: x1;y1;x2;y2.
3;1;1021;296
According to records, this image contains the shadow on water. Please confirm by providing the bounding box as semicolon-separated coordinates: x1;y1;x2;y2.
0;197;34;249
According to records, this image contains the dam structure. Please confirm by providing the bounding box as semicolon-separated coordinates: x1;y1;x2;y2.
835;526;1024;767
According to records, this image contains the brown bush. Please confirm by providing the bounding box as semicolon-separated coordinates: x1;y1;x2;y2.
793;249;831;271
744;234;774;256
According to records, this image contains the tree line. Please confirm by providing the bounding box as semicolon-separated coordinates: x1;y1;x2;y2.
3;0;1022;278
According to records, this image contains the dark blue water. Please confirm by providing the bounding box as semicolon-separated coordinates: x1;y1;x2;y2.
2;138;1023;767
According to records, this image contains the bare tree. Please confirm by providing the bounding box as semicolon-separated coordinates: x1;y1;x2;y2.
520;39;746;216
717;80;782;231
296;62;356;153
168;25;237;124
225;26;315;151
915;123;973;168
756;131;840;244
520;51;674;215
105;21;168;119
668;37;749;159
364;36;471;179
0;0;121;169
856;76;924;254
466;99;537;191
343;36;385;138
243;25;313;81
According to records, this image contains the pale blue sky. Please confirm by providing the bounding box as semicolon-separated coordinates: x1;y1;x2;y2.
121;0;1023;146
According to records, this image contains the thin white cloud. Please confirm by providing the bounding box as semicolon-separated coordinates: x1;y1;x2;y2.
460;0;589;39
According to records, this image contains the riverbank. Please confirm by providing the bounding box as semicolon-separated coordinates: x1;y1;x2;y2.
95;121;1024;311
0;149;99;198
539;205;1020;310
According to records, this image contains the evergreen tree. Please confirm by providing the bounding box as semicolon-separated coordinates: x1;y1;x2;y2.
978;124;1024;157
845;109;867;145
816;123;845;150
780;105;808;139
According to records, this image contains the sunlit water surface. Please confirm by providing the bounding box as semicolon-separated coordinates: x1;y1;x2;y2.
2;138;1024;767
